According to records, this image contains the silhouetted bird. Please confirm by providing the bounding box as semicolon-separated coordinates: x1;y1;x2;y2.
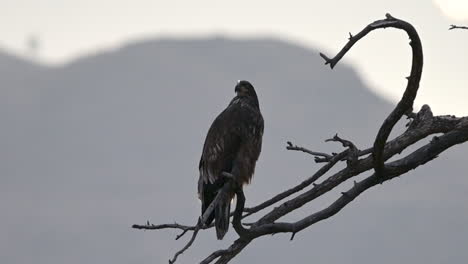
198;80;264;239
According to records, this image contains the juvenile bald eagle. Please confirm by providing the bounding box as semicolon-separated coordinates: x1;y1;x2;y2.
198;80;264;240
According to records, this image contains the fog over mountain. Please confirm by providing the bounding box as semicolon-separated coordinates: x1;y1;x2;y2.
1;37;467;264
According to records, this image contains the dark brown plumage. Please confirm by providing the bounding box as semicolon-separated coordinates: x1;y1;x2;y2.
198;80;264;240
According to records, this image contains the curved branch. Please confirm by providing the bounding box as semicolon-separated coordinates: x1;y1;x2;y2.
320;13;424;177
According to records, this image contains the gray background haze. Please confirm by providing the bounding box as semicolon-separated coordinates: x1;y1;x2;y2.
1;37;467;263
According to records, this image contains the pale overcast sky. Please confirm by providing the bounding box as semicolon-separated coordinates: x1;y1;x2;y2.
1;0;467;115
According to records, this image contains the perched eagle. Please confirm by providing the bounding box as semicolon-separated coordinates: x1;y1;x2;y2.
198;80;264;240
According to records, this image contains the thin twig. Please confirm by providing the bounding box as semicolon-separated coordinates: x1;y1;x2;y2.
286;141;332;161
325;133;356;149
325;134;359;167
132;222;196;231
169;219;202;264
136;178;236;264
449;25;468;30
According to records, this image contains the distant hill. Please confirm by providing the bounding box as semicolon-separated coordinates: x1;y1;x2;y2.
1;37;467;264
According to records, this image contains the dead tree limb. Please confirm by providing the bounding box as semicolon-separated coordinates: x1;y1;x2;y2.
449;24;468;30
286;141;333;161
133;14;468;264
322;13;423;178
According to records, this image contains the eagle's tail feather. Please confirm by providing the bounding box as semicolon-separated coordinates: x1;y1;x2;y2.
215;196;231;240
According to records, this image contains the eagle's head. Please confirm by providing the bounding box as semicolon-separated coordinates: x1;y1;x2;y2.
235;80;257;98
233;80;260;109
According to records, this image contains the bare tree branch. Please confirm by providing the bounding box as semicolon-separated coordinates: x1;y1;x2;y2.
242;147;349;218
196;110;468;264
286;141;333;161
132;14;468;264
133;178;237;263
132;222;197;232
199;249;228;264
449;24;468;30
168;220;201;264
208;238;251;264
321;13;423;178
244;118;468;238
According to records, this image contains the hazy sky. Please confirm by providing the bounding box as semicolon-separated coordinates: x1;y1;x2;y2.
2;2;468;263
1;0;467;115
